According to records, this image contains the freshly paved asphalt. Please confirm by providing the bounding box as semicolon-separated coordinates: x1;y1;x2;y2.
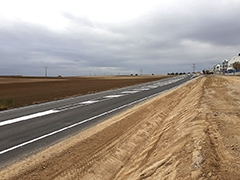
0;75;197;169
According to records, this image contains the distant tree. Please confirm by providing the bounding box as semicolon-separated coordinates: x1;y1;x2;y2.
179;72;183;75
171;72;174;75
238;53;240;56
233;62;240;69
183;72;186;75
175;72;179;75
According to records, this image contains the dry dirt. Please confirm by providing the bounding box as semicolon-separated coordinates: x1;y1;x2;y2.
0;75;171;109
1;75;240;179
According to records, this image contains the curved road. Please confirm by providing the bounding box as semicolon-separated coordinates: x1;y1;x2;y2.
0;75;196;169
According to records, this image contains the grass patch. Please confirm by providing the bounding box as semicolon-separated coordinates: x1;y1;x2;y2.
0;97;15;110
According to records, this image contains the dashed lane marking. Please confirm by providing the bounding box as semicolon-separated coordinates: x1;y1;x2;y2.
79;100;99;105
0;110;59;127
121;91;139;94
0;90;161;155
147;85;158;88
0;75;191;155
104;95;124;98
133;88;149;91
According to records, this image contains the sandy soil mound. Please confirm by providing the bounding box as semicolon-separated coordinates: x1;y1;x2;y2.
1;76;240;179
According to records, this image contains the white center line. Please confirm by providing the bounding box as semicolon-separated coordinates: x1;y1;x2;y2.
121;90;139;94
0;90;162;155
79;100;99;105
0;76;190;155
147;85;158;88
0;110;59;127
104;95;124;98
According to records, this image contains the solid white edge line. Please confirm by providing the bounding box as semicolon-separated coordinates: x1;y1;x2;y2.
0;90;159;155
0;75;193;155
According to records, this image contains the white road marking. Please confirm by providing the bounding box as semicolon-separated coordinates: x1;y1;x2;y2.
104;95;124;98
0;94;153;155
147;85;158;88
121;90;139;94
0;110;59;127
0;75;191;155
133;88;149;91
79;100;99;105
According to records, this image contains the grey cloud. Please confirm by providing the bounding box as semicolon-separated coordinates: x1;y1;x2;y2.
1;2;240;76
182;12;240;46
62;12;96;28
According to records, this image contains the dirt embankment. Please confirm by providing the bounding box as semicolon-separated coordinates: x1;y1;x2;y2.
1;76;240;179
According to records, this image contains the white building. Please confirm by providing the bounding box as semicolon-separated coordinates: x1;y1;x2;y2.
228;55;240;70
213;64;221;73
222;54;240;70
222;59;229;70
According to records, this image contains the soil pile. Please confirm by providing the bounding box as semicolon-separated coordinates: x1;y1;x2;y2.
1;76;240;179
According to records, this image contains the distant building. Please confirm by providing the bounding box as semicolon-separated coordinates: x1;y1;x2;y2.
212;53;240;74
221;54;240;71
228;55;240;70
213;64;221;73
222;59;229;70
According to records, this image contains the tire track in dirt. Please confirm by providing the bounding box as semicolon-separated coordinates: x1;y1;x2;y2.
197;76;240;179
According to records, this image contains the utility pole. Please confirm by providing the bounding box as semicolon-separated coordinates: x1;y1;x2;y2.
193;63;195;73
44;67;48;77
140;69;142;75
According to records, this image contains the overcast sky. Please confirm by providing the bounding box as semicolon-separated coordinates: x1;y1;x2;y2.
0;0;239;76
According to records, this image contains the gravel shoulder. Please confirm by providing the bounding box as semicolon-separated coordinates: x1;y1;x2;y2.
1;76;240;179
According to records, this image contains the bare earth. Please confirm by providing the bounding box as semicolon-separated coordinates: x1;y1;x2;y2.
0;75;171;109
1;75;240;179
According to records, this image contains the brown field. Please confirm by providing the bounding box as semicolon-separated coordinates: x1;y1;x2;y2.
0;75;172;110
1;75;240;179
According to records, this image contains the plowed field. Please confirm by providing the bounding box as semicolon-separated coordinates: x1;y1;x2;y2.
1;75;240;179
0;75;171;110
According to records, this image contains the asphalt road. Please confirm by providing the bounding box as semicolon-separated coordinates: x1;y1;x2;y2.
0;75;196;169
